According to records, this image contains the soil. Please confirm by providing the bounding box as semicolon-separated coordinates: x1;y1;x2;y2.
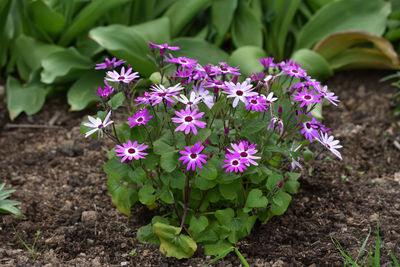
1;70;399;266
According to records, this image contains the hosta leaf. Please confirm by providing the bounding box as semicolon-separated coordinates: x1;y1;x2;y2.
228;46;266;77
67;70;104;111
6;77;47;120
291;48;333;80
153;222;197;259
296;0;391;49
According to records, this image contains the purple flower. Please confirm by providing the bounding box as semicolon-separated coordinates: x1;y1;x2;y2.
83;111;113;138
300;117;320;143
127;108;152;127
227;141;261;166
178;142;208;171
95;80;114;98
149;84;184;105
149;42;180;55
106;66;139;84
289;142;302;171
134;92;152;106
223;80;258;108
95;57;126;70
316;85;340;106
245;95;268;112
292;88;323;108
192;85;214;109
316;133;342;160
166;55;198;69
267;117;284;135
280;60;307;79
115;140;148;163
211;62;241;76
259;57;275;69
171;108;206;135
222;153;248;173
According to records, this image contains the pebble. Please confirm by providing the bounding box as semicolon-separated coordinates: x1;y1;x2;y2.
91;256;102;266
81;211;97;226
272;260;286;267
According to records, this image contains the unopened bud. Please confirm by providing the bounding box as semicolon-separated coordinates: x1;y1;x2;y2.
277;181;283;188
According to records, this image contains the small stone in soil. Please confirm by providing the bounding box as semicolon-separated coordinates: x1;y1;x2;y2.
81;211;97;226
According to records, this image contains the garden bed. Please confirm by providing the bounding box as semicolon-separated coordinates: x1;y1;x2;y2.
1;70;399;266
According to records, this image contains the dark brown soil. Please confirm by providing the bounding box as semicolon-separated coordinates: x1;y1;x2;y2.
1;70;399;266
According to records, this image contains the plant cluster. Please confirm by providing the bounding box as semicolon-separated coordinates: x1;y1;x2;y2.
0;183;22;218
81;42;342;258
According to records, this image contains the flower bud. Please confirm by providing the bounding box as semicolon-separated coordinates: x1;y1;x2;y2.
277;181;283;188
204;138;210;146
224;127;229;135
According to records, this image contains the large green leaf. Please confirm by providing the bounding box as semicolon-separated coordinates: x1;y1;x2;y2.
153;222;197;259
67;70;105;111
58;0;130;46
211;0;238;46
163;0;211;37
89;24;157;76
41;48;93;84
170;38;229;65
107;174;138;216
231;1;263;48
130;17;171;44
6;77;47;120
291;48;333;80
296;0;391;49
228;46;266;77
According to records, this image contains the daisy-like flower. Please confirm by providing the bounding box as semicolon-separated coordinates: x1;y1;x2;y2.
292;88;323;108
171;108;206;135
106;66;139;84
115;140;148;163
223;80;258;108
316;84;340;106
227;141;261;166
211;62;241;76
166;55;198;69
95;57;126;70
149;83;184;105
127;108;152;127
289;142;302;171
299;116;321;142
192;85;214;109
134;91;152;106
149;42;180;55
178;142;208;171
281;60;307;79
95;80;114;98
316;133;342;160
262;92;278;106
259;57;275;69
83;111;113;138
245;95;268;112
175;91;202;109
267;116;284;135
222;153;248;173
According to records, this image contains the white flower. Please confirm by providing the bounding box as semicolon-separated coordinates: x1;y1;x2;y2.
83;111;113;138
223;81;258;108
106;66;139;84
175;91;202;109
192;86;214;109
316;132;342;160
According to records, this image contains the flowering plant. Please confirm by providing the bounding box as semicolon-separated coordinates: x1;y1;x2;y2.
81;43;342;259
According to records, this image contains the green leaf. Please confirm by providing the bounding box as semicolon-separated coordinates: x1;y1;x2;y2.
137;223;160;245
170;38;229;65
142;151;160;170
266;172;282;191
228;46;266;77
28;0;66;39
270;191;292;215
153;222;197;259
138;184;156;205
197;162;217;180
163;0;211;37
68;70;104;111
89;24;157;77
231;1;263;48
6;77;46;120
104;157;130;179
160;151;179;173
204;240;233;256
296;0;391;49
211;0;238;45
214;209;256;243
240;118;266;135
158;186;175;204
41;48;93;84
164;170;186;190
189;215;209;234
244;189;268;210
107;174;138;216
107;92;125;110
153;139;175;155
59;0;130;46
218;182;240;201
291;48;333;80
194;176;217;190
191;128;211;144
128;168;147;184
130;17;171;44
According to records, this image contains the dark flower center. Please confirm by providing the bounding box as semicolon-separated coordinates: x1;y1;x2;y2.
292;69;298;73
221;67;228;71
232;160;239;166
158;92;166;97
326;144;331;149
190;153;197;159
185;116;193;122
181;59;187;64
98;124;103;129
240;152;248;157
236;90;243;96
251;99;257;104
118;76;125;80
187;101;193;105
304;95;312;100
305;122;311;129
128;148;136;154
137;117;144;122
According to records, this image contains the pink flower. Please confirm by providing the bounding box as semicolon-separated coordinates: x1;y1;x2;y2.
95;80;114;98
280;59;307;79
211;62;241;76
149;42;180;55
134;92;152;106
316;133;342;160
171;108;206;135
178;142;208;171
106;66;139;84
227;141;261;166
292;88;323;108
259;57;275;69
127;108;152;127
95;57;126;70
149;84;184;105
300;117;320;143
222;153;248;173
115;140;148;163
316;84;340;106
246;95;268;112
267;117;284;135
166;55;198;69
